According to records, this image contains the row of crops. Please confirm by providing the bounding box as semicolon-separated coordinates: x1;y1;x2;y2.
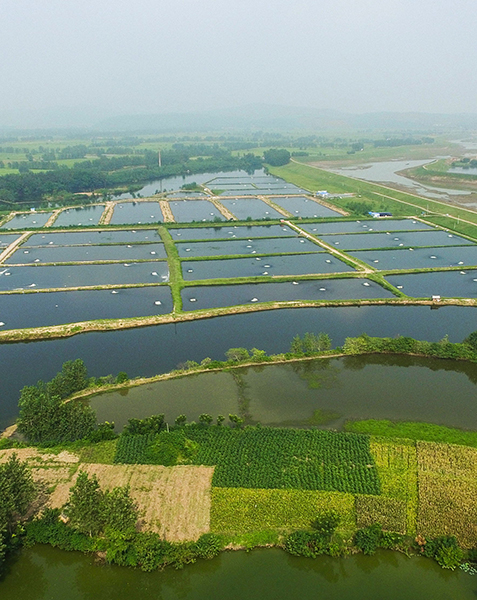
113;425;381;495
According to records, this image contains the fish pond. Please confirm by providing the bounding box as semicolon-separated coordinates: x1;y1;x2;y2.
301;219;433;235
0;285;172;330
24;230;161;246
219;198;283;220
176;237;318;258
1;212;53;229
0;261;168;290
52;205;105;227
181;253;353;280
318;230;472;251
168;224;295;241
109;202;163;225
350;245;477;270
181;279;391;310
6;243;167;264
169;200;224;222
386;269;477;298
273;196;342;218
91;353;477;431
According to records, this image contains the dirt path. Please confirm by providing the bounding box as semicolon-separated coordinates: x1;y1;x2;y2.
258;196;292;217
99;202;115;225
0;231;32;262
209;198;236;220
159;200;175;222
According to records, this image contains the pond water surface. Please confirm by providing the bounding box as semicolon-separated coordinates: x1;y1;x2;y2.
169;200;224;222
176;237;318;258
301;219;433;235
350;245;477;270
1;212;53;229
273;196;342;217
386;269;477;297
181;253;353;280
0;286;172;330
6;243;167;264
318;230;472;251
0;262;168;290
52;205;104;227
109;202;163;225
1;305;477;428
219;198;283;220
24;230;161;246
169;225;295;241
1;545;475;600
91;354;477;430
181;279;391;310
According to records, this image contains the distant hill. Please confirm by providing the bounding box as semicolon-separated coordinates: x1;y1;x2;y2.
2;104;477;134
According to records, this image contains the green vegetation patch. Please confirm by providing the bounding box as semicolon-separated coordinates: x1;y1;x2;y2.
347;419;477;448
114;426;381;495
355;495;407;534
210;487;355;534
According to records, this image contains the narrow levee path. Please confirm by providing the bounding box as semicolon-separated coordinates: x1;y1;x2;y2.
0;231;32;263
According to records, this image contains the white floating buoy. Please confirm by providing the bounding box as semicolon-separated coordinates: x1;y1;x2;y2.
154;301;162;305
127;245;132;248
0;322;5;326
4;272;10;276
300;240;305;243
292;281;299;285
28;283;36;287
185;248;191;252
458;261;464;265
264;264;271;268
319;288;326;291
430;256;437;259
24;250;29;254
373;260;379;263
399;243;404;247
251;297;259;302
111;290;118;294
123;263;131;267
151;272;158;276
397;285;403;289
255;258;261;261
34;259;40;263
448;234;453;238
187;269;193;273
362;282;370;287
246;245;252;248
150;251;156;255
251;250;256;254
189;298;197;302
460;271;466;275
262;271;269;275
325;259;331;263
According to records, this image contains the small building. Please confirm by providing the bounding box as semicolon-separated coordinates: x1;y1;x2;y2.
369;211;393;218
431;295;441;302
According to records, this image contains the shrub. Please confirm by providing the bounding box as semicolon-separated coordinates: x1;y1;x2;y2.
354;524;382;555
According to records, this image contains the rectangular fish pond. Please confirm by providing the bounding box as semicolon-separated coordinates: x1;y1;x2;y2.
0;285;173;330
386;269;477;298
168;224;296;241
273;196;342;218
52;205;105;227
181;253;355;280
176;237;319;258
169;200;224;222
6;242;167;264
301;219;434;235
24;229;162;246
1;212;53;229
0;233;21;248
109;202;164;225
181;278;393;310
219;198;284;220
0;261;169;290
318;230;473;251
349;245;477;271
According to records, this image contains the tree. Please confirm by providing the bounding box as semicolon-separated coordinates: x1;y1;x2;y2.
225;348;250;362
263;149;291;166
103;486;138;534
66;472;105;536
463;331;477;351
47;359;88;399
199;414;213;426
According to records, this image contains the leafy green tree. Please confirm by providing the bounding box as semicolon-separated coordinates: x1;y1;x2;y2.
103;486;138;534
66;472;105;536
225;348;250;362
47;359;88;399
116;372;129;384
199;414;213;426
463;331;477;351
175;414;187;427
263;149;291;166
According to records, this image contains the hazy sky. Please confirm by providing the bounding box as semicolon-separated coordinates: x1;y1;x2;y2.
1;0;476;120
